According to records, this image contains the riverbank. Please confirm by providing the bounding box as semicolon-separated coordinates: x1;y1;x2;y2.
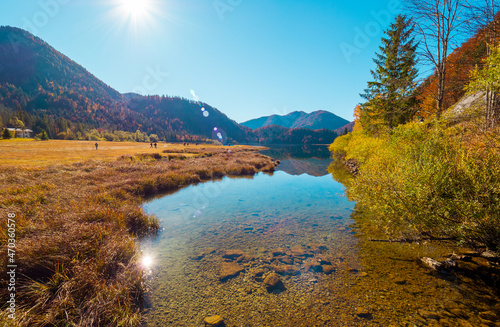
329;120;500;254
0;140;275;326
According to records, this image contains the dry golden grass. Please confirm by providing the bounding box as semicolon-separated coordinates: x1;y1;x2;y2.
0;140;275;326
0;139;256;166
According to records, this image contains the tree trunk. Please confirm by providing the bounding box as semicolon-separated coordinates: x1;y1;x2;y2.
436;64;447;119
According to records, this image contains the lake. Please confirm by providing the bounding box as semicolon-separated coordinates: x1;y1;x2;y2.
141;145;499;326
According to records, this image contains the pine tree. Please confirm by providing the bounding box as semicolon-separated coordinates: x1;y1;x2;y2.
361;15;419;132
2;128;12;139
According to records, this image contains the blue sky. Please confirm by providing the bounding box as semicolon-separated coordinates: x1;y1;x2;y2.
0;0;403;123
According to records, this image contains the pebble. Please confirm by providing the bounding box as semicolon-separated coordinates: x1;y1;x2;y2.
355;307;373;319
204;315;224;327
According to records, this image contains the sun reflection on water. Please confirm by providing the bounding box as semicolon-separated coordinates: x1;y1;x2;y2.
141;254;153;269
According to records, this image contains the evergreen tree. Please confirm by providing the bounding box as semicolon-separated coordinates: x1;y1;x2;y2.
2;128;12;139
361;15;419;131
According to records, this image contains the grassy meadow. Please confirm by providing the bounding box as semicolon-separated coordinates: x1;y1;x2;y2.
0;139;275;326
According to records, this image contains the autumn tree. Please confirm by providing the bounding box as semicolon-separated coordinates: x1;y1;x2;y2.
9;116;24;129
361;15;419;132
466;43;500;126
465;0;500;44
465;0;500;127
406;0;468;118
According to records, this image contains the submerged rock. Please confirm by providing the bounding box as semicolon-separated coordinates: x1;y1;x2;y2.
219;262;244;281
271;264;300;275
322;265;336;275
236;254;255;263
290;246;308;257
305;260;323;273
193;247;216;260
222;249;245;260
316;255;332;265
307;243;328;253
204;315;224;326
263;272;285;292
272;248;286;256
355;307;373;320
277;255;293;265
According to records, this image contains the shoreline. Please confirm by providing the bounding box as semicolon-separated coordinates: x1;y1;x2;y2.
0;140;275;326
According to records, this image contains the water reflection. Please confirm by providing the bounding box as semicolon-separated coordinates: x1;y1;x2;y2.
261;145;332;177
142;171;357;326
140;146;500;326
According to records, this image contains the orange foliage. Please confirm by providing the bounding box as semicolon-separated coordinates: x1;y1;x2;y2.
416;30;488;118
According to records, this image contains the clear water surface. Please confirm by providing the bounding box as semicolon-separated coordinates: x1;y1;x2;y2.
141;145;500;327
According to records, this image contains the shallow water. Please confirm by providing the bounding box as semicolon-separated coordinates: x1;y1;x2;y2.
141;146;500;326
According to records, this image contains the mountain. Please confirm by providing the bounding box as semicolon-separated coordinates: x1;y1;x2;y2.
0;26;250;143
241;110;350;131
334;121;355;135
0;26;341;145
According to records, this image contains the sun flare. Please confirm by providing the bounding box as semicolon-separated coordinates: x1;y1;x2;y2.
121;0;148;17
117;0;155;25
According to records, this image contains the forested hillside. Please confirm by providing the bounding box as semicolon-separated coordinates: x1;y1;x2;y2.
0;26;342;145
0;26;251;143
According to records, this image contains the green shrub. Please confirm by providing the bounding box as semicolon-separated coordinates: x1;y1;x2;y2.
41;130;49;141
336;122;500;252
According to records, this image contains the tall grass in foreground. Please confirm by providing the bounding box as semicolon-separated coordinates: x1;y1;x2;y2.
0;145;275;326
330;121;500;252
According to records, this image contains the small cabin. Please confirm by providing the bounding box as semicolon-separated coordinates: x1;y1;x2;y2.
5;128;34;138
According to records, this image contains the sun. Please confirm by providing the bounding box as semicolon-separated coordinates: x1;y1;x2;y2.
120;0;149;19
119;0;152;21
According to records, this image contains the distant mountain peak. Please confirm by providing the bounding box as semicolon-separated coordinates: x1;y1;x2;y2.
241;110;350;131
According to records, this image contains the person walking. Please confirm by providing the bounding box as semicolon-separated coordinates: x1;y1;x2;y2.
95;142;98;150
